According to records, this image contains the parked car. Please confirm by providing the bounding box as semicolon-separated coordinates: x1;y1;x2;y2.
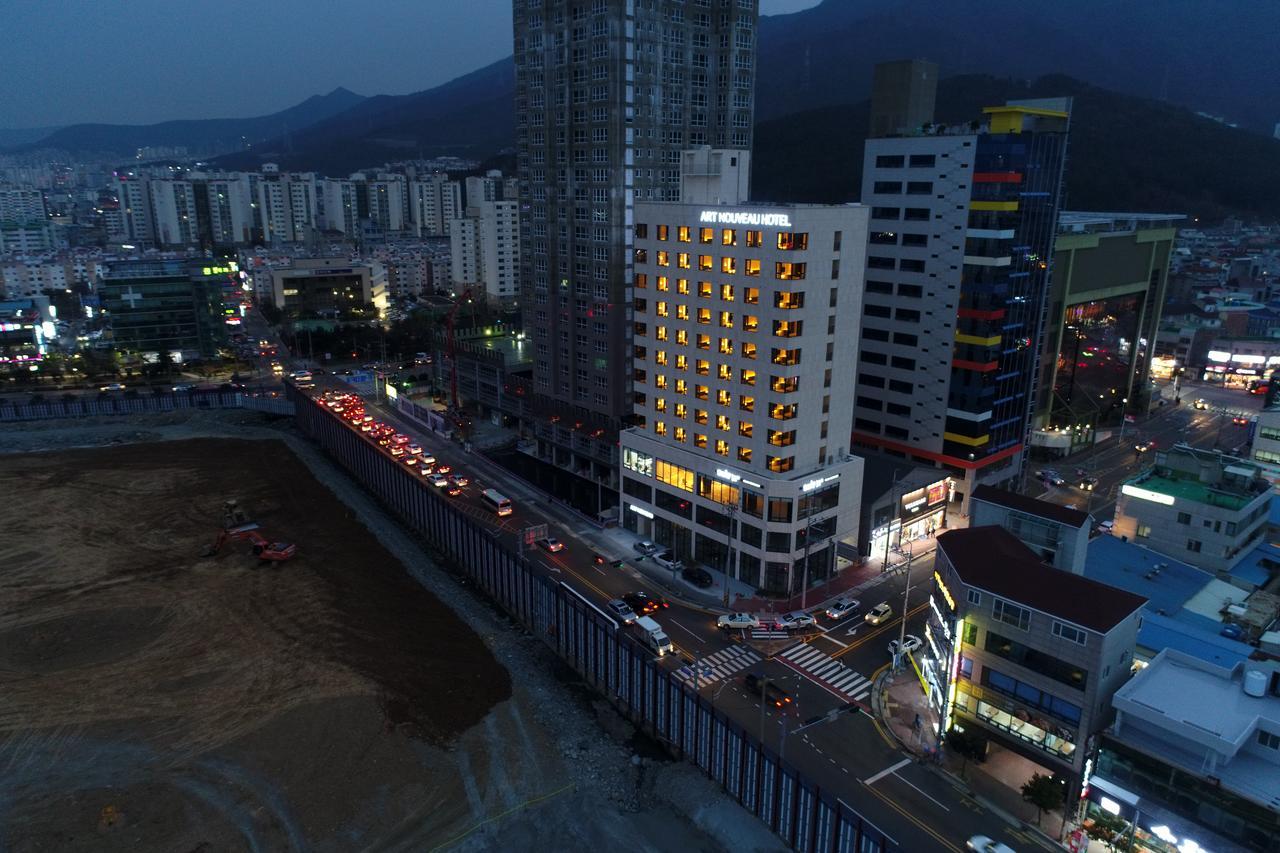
633;539;659;556
865;603;893;625
966;836;1016;853
652;551;682;571
717;612;760;631
607;599;637;624
681;566;714;588
888;634;923;657
536;537;565;553
743;673;793;708
776;611;817;630
825;598;860;620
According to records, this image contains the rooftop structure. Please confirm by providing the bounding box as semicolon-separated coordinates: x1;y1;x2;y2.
970;484;1091;574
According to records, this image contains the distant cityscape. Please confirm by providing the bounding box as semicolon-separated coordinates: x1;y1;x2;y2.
2;3;1280;853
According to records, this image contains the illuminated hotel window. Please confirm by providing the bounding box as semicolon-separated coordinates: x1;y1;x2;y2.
744;287;759;304
695;384;709;400
694;408;708;425
746;230;762;248
744;258;761;277
696;359;710;375
699;227;714;243
776;262;807;280
738;420;754;436
655;325;668;341
775;291;804;309
740;369;757;386
716;391;731;409
719;311;733;328
675;378;688;394
771;375;799;393
773;320;803;338
742;342;758;359
676;329;688;345
677;225;692;243
698;307;712;324
717;363;732;380
655;373;668;389
656;300;669;317
655;459;694;492
699;280;713;298
715;439;730;457
635;273;648;289
772;347;800;365
654;420;667;436
742;314;759;332
721;257;737;274
699;254;714;271
674;403;687;418
718;338;734;355
738;447;753;463
694;433;708;448
673;427;687;443
697;334;711;350
657;250;670;266
675;354;688;370
768;429;796;447
657;224;669;241
678;252;691;269
770;403;797;420
767;455;795;472
677;304;690;320
777;232;808;250
722;228;737;246
655;397;667;412
657;275;670;292
655;349;668;366
720;283;734;301
699;477;740;505
677;278;690;295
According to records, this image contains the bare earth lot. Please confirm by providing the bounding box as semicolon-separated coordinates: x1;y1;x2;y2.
0;425;781;852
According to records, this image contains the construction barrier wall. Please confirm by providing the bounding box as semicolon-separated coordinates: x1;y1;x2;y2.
0;391;294;422
290;387;896;853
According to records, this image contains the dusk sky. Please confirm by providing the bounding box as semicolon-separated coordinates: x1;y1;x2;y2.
1;0;821;129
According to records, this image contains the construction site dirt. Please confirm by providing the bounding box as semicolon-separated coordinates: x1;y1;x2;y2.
0;427;781;852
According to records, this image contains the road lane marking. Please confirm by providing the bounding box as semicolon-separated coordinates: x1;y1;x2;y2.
893;771;951;812
814;633;847;649
863;757;911;785
667;618;706;643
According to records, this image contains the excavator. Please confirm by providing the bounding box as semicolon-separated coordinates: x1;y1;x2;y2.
201;500;297;564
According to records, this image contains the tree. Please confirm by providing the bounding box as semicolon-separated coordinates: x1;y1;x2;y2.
945;727;987;779
1020;773;1066;826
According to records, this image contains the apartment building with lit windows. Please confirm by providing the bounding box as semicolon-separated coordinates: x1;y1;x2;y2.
853;65;1070;510
513;0;758;517
620;154;868;593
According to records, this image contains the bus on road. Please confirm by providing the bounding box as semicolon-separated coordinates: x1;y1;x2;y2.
481;489;513;516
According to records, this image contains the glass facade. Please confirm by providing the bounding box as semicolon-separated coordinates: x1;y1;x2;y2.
1051;294;1144;428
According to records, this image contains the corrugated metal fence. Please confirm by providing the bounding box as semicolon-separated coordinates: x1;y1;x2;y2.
0;391;294;422
289;387;895;853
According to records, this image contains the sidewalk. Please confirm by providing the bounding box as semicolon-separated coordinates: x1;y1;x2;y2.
874;666;1075;850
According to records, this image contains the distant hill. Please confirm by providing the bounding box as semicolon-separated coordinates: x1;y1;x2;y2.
755;0;1280;133
751;74;1280;222
6;88;367;158
0;126;63;148
214;60;515;174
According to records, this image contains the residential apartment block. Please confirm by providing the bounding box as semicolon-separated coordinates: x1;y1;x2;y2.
620;150;867;593
970;484;1091;574
1114;444;1272;578
450;198;521;303
930;526;1146;804
854;69;1070;508
513;0;758;515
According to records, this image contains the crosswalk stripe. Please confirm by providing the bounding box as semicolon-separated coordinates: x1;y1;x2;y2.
777;642;872;702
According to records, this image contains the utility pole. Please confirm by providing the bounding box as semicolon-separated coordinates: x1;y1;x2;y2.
722;499;738;608
896;543;916;670
800;513;814;611
883;471;902;573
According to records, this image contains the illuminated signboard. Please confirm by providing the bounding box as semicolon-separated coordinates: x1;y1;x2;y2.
927;480;948;505
629;504;655;519
715;467;742;483
1120;484;1175;506
933;570;956;611
698;210;792;228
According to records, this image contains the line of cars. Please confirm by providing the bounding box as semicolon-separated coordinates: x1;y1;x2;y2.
319;391;469;495
633;539;713;588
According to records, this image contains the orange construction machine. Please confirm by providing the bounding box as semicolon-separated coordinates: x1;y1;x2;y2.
202;500;296;563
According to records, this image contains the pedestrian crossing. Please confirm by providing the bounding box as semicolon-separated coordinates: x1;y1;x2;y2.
675;645;762;686
778;643;872;701
750;628;791;640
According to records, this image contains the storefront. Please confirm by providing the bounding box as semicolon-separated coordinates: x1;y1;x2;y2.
867;477;951;561
1201;349;1280;389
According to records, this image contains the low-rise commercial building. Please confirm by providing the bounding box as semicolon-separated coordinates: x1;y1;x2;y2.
99;259;227;360
269;258;387;320
929;526;1146;804
971;484;1091;574
1114;444;1271;577
1089;648;1280;853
